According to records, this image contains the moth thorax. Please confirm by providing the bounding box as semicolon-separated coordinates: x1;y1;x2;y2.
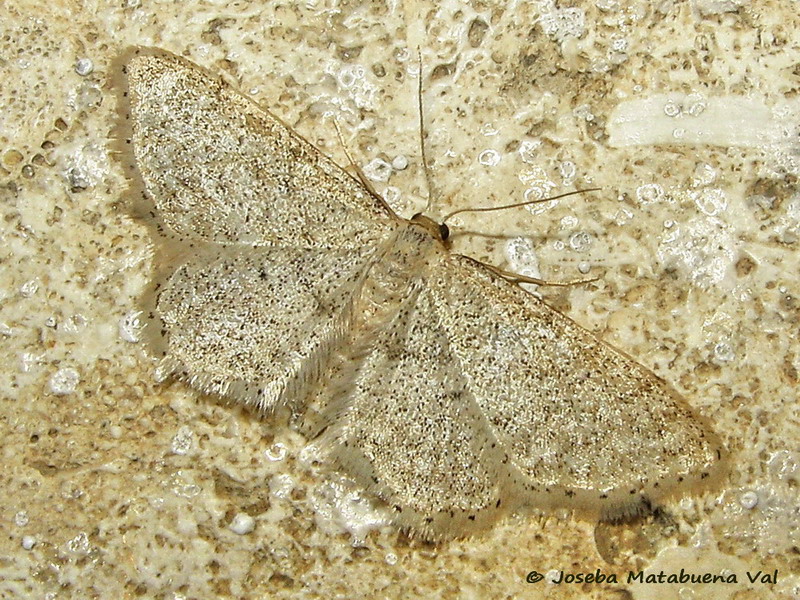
354;223;439;329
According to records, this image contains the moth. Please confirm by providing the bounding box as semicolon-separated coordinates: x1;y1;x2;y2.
114;47;726;540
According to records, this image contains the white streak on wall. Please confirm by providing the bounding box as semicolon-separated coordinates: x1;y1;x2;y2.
608;94;797;148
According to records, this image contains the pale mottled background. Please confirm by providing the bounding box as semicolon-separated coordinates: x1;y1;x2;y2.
1;1;798;599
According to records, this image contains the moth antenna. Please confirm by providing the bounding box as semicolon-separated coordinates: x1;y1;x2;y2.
417;49;437;216
447;187;604;288
442;187;602;226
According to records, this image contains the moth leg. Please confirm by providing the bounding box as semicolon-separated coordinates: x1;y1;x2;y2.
485;263;601;287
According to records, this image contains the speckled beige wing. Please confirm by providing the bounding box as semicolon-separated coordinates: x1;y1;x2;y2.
427;254;726;521
116;47;395;249
321;240;725;539
115;48;398;409
321;276;519;540
152;244;379;408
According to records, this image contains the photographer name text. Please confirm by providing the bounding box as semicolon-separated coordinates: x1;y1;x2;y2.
526;568;778;585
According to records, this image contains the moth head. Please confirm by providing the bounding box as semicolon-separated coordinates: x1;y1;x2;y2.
410;213;450;242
